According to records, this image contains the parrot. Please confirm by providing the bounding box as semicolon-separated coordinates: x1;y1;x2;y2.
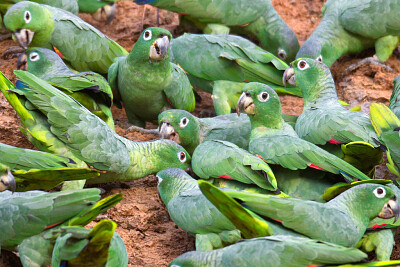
356;229;395;261
236;82;372;182
199;180;400;247
191;140;277;191
158;109;251;155
77;0;117;24
132;0;300;63
389;75;400;118
169;235;367;267
0;0;78;14
0;188;122;250
283;58;383;176
295;0;400;67
369;103;400;177
108;27;196;127
3;1;128;74
21;47;115;129
0;141;99;191
0;70;191;184
170;33;302;115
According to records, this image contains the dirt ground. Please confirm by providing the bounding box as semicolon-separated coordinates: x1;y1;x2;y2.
1;0;400;266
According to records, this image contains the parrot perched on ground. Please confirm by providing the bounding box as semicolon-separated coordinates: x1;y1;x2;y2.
108;27;196;127
158;109;251;155
236;82;372;182
169;235;367;267
77;0;116;24
389;75;400;118
133;0;299;63
3;1;128;74
199;180;400;247
283;58;383;176
191;140;277;191
170;33;302;115
295;0;400;67
21;47;115;129
0;142;99;191
369;103;400;177
0;70;191;184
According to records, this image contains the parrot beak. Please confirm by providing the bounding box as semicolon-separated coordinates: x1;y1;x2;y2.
14;29;34;49
159;122;180;144
237;92;254;116
378;196;400;223
17;53;27;70
282;66;296;87
0;170;16;193
156;174;163;186
149;35;169;61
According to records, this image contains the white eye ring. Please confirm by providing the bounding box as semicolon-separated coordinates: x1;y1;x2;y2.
373;187;386;198
179;117;189;128
24;11;31;23
297;60;309;70
29;52;40;61
316;55;323;62
178;152;186;163
143;30;152;41
257;91;269;102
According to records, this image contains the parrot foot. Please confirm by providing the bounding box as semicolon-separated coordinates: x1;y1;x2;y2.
0;32;12;42
342;55;393;79
3;46;25;59
126;125;160;136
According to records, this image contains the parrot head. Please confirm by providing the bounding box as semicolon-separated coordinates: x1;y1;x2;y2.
153;139;191;173
18;47;63;75
295;38;325;64
0;166;16;193
158;110;200;154
4;1;53;49
237;82;282;129
130;27;172;62
156;168;198;205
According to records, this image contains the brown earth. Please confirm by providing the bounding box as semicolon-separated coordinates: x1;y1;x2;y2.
0;0;400;266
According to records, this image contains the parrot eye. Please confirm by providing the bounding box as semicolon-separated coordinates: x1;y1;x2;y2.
179;117;189;128
373;187;386;198
316;55;323;62
24;11;31;23
143;30;152;41
29;52;40;61
257;91;269;102
297;60;309;70
178;152;186;163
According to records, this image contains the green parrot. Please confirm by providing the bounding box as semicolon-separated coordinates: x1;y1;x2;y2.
191;140;277;191
22;47;115;129
296;0;400;66
283;58;383;176
170;33;302;115
0;142;99;191
369;103;400;177
158;109;251;155
3;1;128;74
0;188;121;250
77;0;116;24
0;0;78;14
169;235;367;267
133;0;299;62
199;180;400;247
108;27;196;127
0;70;191;184
389;75;400;118
236;82;372;182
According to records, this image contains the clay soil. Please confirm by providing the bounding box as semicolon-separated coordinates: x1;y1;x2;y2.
1;0;400;266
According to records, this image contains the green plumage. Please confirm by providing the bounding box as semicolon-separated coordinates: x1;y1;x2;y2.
4;1;128;74
356;229;395;261
0;0;78;14
296;0;400;66
77;0;115;14
109;27;195;126
389;75;400;118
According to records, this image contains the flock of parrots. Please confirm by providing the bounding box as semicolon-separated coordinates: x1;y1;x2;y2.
1;0;400;266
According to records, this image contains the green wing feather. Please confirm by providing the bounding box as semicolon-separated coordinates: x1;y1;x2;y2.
389;75;400;118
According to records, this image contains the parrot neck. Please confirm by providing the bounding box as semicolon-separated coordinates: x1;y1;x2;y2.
31;19;55;48
250;120;295;140
159;176;198;206
302;70;340;108
249;110;283;130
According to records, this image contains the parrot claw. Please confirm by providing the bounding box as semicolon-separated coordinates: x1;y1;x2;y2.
0;32;12;42
342;55;393;79
117;121;160;136
2;46;25;60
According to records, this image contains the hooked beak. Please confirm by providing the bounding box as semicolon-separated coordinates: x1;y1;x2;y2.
378;196;400;223
149;35;169;61
237;92;254;116
159;122;180;144
93;3;116;24
17;53;27;70
14;29;34;49
282;66;296;87
0;170;16;193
